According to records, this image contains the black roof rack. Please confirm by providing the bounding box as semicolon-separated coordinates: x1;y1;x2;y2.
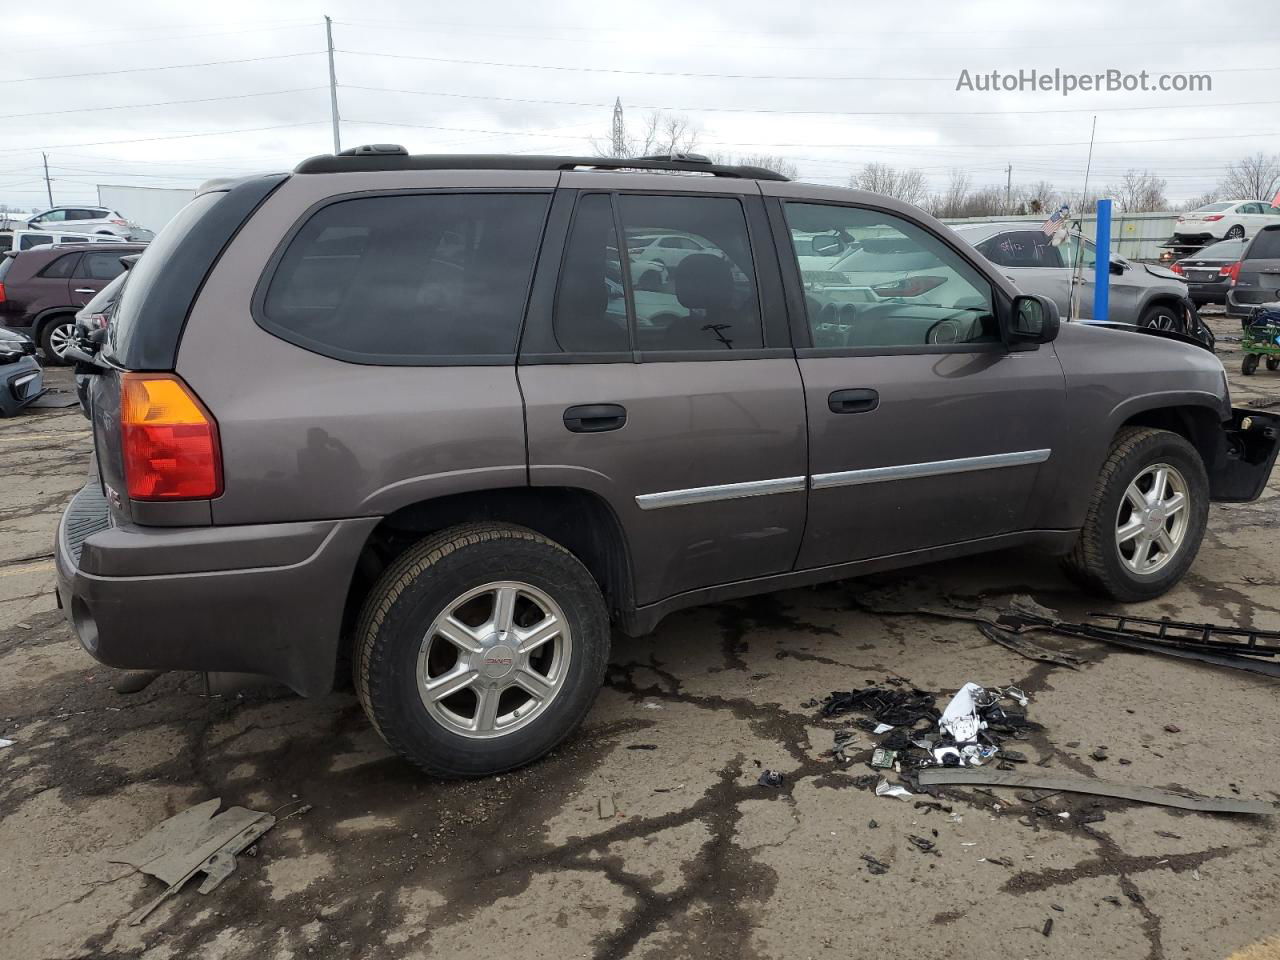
293;146;790;181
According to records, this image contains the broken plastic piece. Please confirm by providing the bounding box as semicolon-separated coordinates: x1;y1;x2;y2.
917;769;1277;815
861;854;890;875
873;722;895;734
870;748;898;769
875;778;914;800
0;738;12;749
939;682;986;742
757;769;784;788
109;798;276;925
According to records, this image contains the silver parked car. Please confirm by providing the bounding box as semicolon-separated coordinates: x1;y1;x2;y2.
26;205;142;238
952;222;1191;330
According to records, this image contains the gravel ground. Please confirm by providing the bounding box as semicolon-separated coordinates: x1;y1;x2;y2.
2;321;1279;960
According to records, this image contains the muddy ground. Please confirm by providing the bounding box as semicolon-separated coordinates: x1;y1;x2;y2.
3;316;1279;960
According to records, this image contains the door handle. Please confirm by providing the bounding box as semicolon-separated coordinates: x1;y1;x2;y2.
73;288;95;294
563;403;627;433
828;388;879;414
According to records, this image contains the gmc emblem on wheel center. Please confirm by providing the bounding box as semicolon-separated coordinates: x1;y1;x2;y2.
484;656;514;666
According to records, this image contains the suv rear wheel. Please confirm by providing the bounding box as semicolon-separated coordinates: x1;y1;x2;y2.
1062;427;1209;601
354;522;610;778
39;316;77;365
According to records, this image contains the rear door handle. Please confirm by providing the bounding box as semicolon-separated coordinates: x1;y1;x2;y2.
828;388;879;414
73;288;95;294
563;403;627;433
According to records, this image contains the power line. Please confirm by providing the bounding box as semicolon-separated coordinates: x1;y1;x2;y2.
0;121;328;155
0;51;323;85
0;87;327;121
4;21;318;55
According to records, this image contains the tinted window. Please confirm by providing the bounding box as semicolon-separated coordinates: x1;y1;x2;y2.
20;234;53;249
975;230;1064;268
36;210;66;223
553;194;629;353
39;253;80;279
1246;228;1280;260
785;202;996;349
67;209;100;221
0;235;10;253
1194;202;1233;213
76;251;127;280
619;194;762;351
261;193;549;363
1198;239;1246;259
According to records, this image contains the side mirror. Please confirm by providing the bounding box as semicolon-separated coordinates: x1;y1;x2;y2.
1009;294;1060;345
1109;259;1126;276
810;233;844;256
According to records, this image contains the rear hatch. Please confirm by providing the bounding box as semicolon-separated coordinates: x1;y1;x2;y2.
1233;226;1280;311
88;175;285;525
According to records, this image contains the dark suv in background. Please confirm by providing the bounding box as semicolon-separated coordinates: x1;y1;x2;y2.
1227;225;1280;322
55;149;1279;779
0;242;147;362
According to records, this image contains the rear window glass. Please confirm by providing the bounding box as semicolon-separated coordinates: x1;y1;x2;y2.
76;251;128;280
1246;229;1280;260
976;231;1064;268
1194;202;1233;213
0;256;12;282
259;192;549;363
1198;239;1246;258
108;192;221;361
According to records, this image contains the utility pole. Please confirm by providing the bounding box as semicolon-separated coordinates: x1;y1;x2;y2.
1005;163;1012;211
324;16;341;154
42;152;53;207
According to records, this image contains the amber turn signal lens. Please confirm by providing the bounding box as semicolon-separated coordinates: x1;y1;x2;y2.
120;373;222;500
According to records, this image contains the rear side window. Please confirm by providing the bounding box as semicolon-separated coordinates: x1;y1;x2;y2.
75;251;127;280
976;231;1064;268
1247;228;1280;260
260;193;549;363
0;256;12;282
20;234;53;249
39;253;80;279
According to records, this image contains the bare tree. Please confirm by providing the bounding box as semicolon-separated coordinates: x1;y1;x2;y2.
1018;180;1057;215
594;101;700;159
1105;169;1168;212
707;152;799;179
928;169;972;218
1218;152;1280;200
852;163;927;206
1179;191;1218;211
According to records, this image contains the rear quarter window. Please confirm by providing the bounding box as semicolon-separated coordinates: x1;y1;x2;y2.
257;192;550;364
1246;229;1280;260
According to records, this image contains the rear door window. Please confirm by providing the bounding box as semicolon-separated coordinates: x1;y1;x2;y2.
75;251;128;280
20;234;54;249
259;192;550;363
975;230;1065;268
39;253;80;278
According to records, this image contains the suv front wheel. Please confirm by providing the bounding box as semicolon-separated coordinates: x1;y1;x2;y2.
354;522;610;778
1063;427;1209;601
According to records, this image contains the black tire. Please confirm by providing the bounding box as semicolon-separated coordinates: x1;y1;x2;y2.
353;522;610;778
1062;427;1209;602
1266;357;1279;372
38;316;76;365
1138;303;1181;333
1225;225;1246;240
1243;353;1259;376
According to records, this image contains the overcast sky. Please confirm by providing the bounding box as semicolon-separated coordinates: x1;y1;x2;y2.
1;0;1276;212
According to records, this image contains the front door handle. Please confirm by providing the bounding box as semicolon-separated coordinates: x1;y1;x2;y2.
828;388;879;414
563;403;627;433
73;288;96;294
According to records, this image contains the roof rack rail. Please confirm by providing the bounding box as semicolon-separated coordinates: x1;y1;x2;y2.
293;148;790;181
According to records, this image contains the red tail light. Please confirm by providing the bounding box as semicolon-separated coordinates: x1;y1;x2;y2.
120;373;222;500
110;219;127;226
871;275;947;298
0;282;6;304
1170;262;1184;276
1204;215;1224;222
1222;261;1241;283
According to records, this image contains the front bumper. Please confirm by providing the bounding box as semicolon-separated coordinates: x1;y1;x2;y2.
0;356;43;416
55;481;378;695
1208;409;1280;503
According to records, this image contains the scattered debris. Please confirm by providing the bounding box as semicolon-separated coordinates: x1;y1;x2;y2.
982;856;1014;867
861;854;890;875
1155;830;1182;839
1102;896;1122;907
831;729;858;763
875;778;914;801
1091;748;1109;762
109;798;277;925
1051;904;1065;912
870;748;898;769
626;744;658;751
757;769;784;788
977;623;1086;669
907;834;938;855
1164;724;1181;733
917;769;1276;815
598;796;616;819
1042;918;1054;937
868;819;879;829
939;682;986;742
0;738;12;749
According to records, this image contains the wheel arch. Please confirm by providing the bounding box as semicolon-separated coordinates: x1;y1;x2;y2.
338;486;635;678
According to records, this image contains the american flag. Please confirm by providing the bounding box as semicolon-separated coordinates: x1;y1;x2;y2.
1040;204;1069;236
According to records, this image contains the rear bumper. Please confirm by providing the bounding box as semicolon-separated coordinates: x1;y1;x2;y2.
1186;279;1229;303
55;482;378;695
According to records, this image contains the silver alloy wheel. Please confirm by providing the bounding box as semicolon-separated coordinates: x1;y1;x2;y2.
48;322;76;358
1141;311;1177;332
416;580;571;739
1115;462;1189;575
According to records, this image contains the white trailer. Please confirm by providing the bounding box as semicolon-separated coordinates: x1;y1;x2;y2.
96;184;195;234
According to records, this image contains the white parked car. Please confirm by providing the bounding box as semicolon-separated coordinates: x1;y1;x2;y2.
1173;200;1280;242
25;205;142;238
3;229;129;252
626;231;719;270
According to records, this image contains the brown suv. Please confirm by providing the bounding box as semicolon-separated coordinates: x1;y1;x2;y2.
0;242;147;362
55;148;1279;777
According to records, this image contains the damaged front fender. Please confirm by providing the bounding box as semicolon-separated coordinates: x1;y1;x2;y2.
1209;408;1280;502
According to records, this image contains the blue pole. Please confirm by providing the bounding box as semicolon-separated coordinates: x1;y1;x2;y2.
1093;198;1112;323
